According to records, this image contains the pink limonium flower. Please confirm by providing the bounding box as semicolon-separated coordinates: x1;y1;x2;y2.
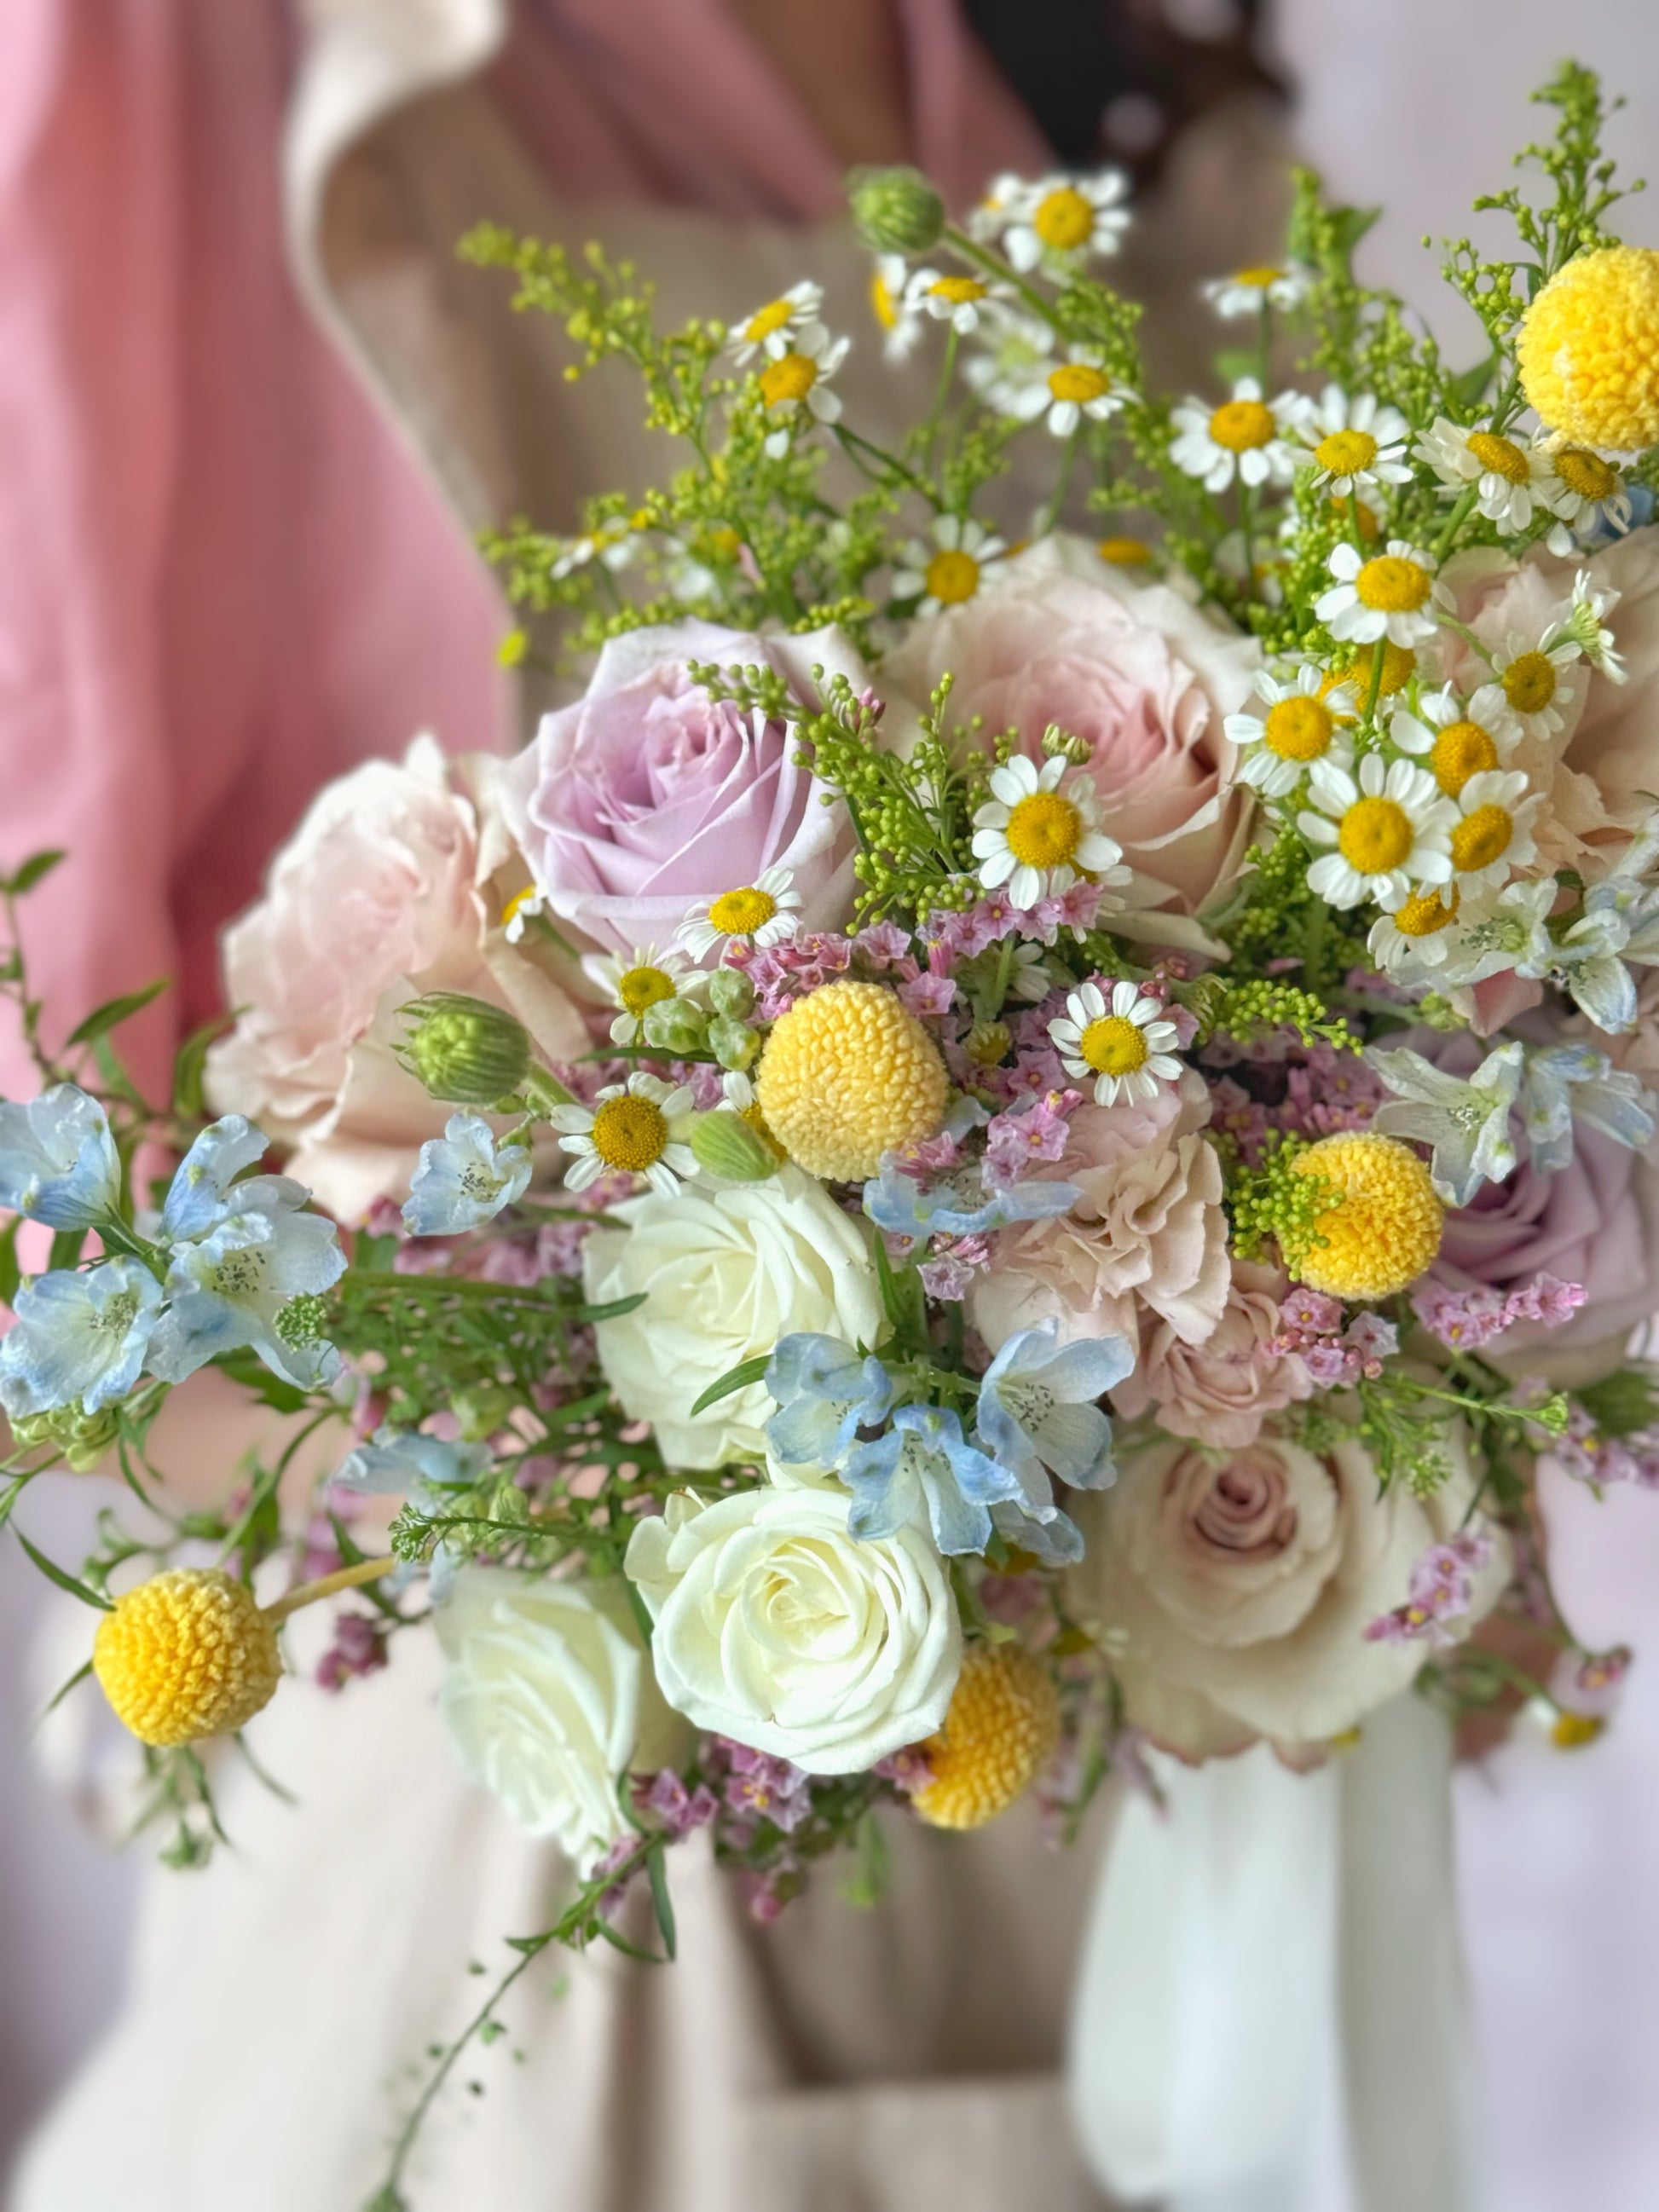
1366;1530;1494;1648
984;1091;1078;1185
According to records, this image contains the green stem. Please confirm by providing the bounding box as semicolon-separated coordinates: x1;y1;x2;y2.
942;225;1059;332
1431;484;1481;563
1036;426;1082;539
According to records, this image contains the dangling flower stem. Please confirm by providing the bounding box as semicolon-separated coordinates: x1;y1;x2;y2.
265;1554;398;1626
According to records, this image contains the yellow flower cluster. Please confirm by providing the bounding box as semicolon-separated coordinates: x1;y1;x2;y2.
1290;1132;1444;1301
755;979;947;1181
93;1568;283;1748
1518;245;1659;451
913;1641;1061;1831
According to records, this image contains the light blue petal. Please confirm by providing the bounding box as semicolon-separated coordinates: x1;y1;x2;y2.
403;1113;532;1236
991;1499;1084;1567
0;1085;120;1231
0;1259;161;1415
1037;1332;1137;1401
161;1115;269;1240
1030;1400;1116;1489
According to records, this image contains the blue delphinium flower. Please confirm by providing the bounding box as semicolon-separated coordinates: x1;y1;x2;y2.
1367;1042;1523;1205
842;1403;1024;1556
334;1428;491;1599
976;1320;1131;1504
766;1332;893;1466
159;1113;308;1241
1520;1042;1657;1174
0;1085;121;1230
864;1158;1079;1240
991;1497;1084;1568
0;1258;163;1417
404;1112;533;1236
147;1195;346;1389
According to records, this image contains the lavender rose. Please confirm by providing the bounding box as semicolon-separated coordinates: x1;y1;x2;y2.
496;621;880;958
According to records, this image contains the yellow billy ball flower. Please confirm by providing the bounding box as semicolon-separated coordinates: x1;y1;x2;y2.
913;1642;1061;1831
1290;1132;1443;1302
94;1568;283;1747
755;979;948;1182
1518;245;1659;451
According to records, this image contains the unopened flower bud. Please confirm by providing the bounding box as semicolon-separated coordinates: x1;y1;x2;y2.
1040;722;1093;766
690;1111;777;1183
708;967;756;1019
965;1020;1012;1068
451;1386;516;1441
642;996;710;1055
10;1403;121;1473
708;1015;760;1071
402;993;531;1106
847;165;945;256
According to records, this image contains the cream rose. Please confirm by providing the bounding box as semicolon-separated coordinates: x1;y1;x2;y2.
436;1566;685;1874
625;1487;961;1772
1074;1424;1507;1762
582;1167;883;1469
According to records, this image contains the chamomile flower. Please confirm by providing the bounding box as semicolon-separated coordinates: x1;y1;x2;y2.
905;267;1006;335
1224;664;1356;798
500;887;546;944
1446;770;1543;898
549;523;635;582
582;944;697;1044
727;281;825;367
677;867;801;958
550;1072;697;1198
755;324;849;458
986;170;1131;271
1388;686;1515;797
1543;446;1633;553
1470;630;1581;741
1298;754;1457;911
1170;377;1299;493
995;344;1124;437
869;256;922;362
1049;980;1182;1106
893;515;1007;613
1415;418;1553;532
1202;263;1311;319
1367;886;1465;979
1559;568;1627;681
1315;540;1440;648
964;311;1056;415
971;755;1125;908
1292;385;1413;497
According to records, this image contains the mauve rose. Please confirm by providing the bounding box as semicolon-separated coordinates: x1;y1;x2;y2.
1112;1258;1311;1447
497;621;881;958
206;738;587;1222
881;534;1257;920
1073;1425;1507;1761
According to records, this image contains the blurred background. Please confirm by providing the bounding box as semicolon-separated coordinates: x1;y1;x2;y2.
3;1;1659;2205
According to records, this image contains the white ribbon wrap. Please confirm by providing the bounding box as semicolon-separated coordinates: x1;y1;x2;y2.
1068;1694;1476;2212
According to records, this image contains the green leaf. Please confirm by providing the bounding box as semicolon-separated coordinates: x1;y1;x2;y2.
0;1217;19;1308
3;850;66;897
592;1917;662;1966
688;1351;772;1418
645;1841;678;1961
872;1233;925;1352
65;978;168;1050
172;1012;234;1120
37;1658;94;1724
1331;204;1381;253
13;1528;113;1610
211;1345;313;1414
569;1290;649;1325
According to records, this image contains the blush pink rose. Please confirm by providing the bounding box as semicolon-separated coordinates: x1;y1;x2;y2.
881;534;1258;919
1111;1258;1311;1447
968;1071;1228;1360
205;737;587;1222
497;621;875;959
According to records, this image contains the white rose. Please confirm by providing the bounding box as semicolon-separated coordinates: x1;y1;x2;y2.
436;1566;685;1874
1075;1425;1508;1761
583;1167;883;1469
625;1487;962;1773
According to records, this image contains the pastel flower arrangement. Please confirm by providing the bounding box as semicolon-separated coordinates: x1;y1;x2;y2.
5;63;1659;2203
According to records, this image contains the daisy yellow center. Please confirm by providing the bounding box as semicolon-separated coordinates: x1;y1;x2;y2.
1338;796;1414;875
1556;446;1619;500
1263;696;1334;761
744;297;795;344
1450;804;1514;873
1290;1132;1443;1301
1078;1014;1148;1077
1502;651;1557;713
1005;789;1084;869
1232;264;1282;288
1552;1712;1606;1751
1209;398;1275;452
755;980;948;1181
590;1095;668;1172
760;351;818;407
1394;886;1460;937
1049;362;1110;405
1098;535;1151;564
1465;430;1530;484
1355;554;1431;613
1428;719;1499;796
500;887;538;929
870;269;898;330
708;886;777;934
925;548;981;604
708;527;743;559
1032;186;1095;251
1315;428;1379;476
928;275;987;304
616;964;678;1017
1517;245;1659;451
1329;639;1415;701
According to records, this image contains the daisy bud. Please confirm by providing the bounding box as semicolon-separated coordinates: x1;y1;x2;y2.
1040;722;1093;766
847;165;945;256
641;996;709;1055
708;967;756;1019
690;1110;777;1183
401;993;530;1106
708;1015;760;1071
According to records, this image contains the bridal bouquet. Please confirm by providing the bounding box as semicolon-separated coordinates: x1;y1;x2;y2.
4;61;1659;2201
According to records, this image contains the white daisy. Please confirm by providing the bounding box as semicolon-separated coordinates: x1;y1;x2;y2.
677;866;801;958
964;310;1057;416
500;886;546;944
869;256;922;363
1214;527;1287;607
1224;664;1357;798
1446;769;1543;898
1543;447;1633;554
1367;885;1467;979
727;281;825;367
1292;385;1413;497
1558;568;1627;681
1049;979;1182;1106
581;944;698;1045
549;522;635;582
893;514;1007;613
1170;377;1299;493
1415;418;1554;532
986;170;1131;271
1469;629;1581;741
1387;685;1516;798
1315;539;1440;649
1005;941;1058;1002
1298;753;1457;910
756;323;850;458
993;343;1124;437
550;1072;698;1199
904;267;1007;336
970;754;1126;908
1201;263;1311;320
